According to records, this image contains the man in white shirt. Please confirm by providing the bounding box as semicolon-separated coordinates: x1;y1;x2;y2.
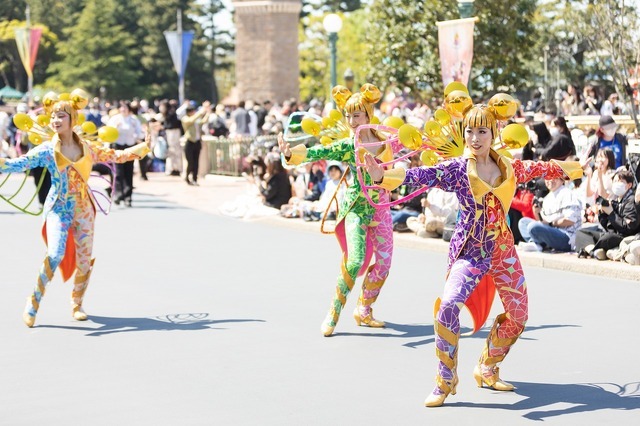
518;177;582;252
107;101;144;206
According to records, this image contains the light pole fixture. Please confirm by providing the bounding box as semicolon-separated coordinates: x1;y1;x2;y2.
457;0;475;96
323;13;343;99
457;0;475;19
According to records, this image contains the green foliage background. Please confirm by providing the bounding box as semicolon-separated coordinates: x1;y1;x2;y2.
0;0;637;112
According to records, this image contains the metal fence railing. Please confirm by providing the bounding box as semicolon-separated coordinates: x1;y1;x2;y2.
204;136;254;176
203;134;315;176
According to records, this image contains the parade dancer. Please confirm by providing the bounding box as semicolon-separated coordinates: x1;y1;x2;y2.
0;91;150;327
278;84;396;337
364;104;585;407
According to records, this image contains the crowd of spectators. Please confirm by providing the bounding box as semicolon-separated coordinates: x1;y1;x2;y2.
3;83;640;265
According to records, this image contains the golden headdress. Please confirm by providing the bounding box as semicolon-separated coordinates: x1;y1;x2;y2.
13;88;119;145
397;83;528;163
332;83;381;120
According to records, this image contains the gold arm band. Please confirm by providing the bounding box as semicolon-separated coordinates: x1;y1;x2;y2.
124;143;151;158
551;160;583;181
285;144;307;166
377;167;406;191
0;158;5;167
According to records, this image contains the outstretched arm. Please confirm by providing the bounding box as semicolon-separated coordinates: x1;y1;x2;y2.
90;134;151;164
364;152;458;192
0;144;50;173
511;158;587;184
280;134;355;166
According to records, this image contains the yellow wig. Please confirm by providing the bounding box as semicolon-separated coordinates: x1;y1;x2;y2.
463;105;497;139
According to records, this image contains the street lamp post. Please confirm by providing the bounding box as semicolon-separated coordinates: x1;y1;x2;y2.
544;45;549;112
457;0;475;96
323;14;342;104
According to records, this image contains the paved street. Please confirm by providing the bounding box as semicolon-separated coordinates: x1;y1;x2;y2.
0;173;639;425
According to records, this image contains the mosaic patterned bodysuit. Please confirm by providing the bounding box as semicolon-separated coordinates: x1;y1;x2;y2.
286;137;399;326
0;134;149;320
397;149;581;385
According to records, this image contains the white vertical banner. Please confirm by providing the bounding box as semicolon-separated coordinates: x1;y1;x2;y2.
437;17;476;87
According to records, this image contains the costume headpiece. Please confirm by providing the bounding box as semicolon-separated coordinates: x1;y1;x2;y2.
332;83;381;120
13;88;119;146
397;82;528;162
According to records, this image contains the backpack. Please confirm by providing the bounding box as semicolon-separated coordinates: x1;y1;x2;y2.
153;132;168;160
210;115;229;137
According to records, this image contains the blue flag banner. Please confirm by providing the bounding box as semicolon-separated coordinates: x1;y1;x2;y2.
164;30;194;80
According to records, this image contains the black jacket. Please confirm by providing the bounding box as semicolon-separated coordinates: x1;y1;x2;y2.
599;189;640;237
540;134;576;161
261;171;292;210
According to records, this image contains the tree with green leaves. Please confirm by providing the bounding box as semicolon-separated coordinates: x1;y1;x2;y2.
301;0;362;17
45;0;140;99
364;0;455;102
364;0;540;102
299;10;369;102
472;0;539;94
571;0;640;132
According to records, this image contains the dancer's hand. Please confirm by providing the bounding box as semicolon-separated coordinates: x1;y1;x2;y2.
277;133;291;158
144;132;151;148
364;153;384;183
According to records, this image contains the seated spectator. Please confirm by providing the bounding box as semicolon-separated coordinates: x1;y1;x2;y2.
585;115;628;170
581;148;616;222
302;163;346;221
258;153;292;209
508;181;536;244
539;117;576;161
575;169;640;260
406;187;459;238
518;177;582;252
391;155;424;232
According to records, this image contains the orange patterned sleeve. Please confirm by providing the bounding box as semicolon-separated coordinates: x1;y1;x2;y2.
511;159;582;184
90;142;150;164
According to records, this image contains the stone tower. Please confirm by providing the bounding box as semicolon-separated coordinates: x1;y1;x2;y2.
232;0;301;104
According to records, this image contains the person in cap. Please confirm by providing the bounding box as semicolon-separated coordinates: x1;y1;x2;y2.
585;115;628;169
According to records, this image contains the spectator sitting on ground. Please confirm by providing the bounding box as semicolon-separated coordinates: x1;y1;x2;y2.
508;180;537;244
301;163;347;222
581;148;616;222
585;115;628;170
391;155;424;232
406;187;459;238
518;176;582;252
539;116;576;161
280;161;325;218
575;169;640;260
258;153;292;209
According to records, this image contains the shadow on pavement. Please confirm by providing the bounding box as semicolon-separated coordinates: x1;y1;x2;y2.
38;313;264;337
330;323;580;351
450;381;640;420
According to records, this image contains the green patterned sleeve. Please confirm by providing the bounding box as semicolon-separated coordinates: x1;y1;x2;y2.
305;139;355;164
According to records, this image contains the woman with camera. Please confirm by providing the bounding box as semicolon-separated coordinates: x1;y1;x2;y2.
575;169;640;259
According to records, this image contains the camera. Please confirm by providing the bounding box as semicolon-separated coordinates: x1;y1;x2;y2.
596;196;610;208
532;197;543;208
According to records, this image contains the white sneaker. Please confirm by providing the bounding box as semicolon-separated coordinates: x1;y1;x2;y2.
518;241;542;252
